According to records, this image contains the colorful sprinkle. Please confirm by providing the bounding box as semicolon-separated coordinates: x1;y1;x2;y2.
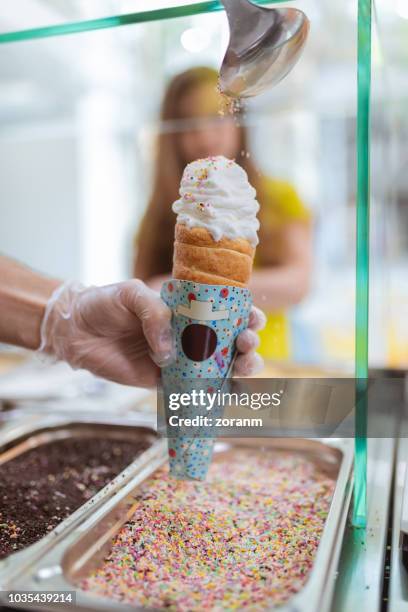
80;449;335;610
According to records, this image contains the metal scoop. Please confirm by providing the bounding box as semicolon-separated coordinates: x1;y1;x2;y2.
219;0;310;98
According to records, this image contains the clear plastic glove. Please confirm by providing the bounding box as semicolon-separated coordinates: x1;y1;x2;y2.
38;281;265;387
38;280;175;387
234;306;266;376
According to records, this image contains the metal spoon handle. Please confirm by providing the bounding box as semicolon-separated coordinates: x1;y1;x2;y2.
221;0;255;15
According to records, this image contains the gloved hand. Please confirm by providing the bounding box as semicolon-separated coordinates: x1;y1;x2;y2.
234;306;266;376
38;280;265;387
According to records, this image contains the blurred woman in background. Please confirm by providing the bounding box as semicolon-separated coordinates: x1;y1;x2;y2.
134;67;312;361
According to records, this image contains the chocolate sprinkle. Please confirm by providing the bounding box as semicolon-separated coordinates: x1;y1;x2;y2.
0;436;150;559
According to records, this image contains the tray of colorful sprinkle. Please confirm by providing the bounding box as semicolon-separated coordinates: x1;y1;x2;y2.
1;437;353;611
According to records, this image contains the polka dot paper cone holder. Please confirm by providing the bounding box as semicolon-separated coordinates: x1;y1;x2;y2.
161;280;252;480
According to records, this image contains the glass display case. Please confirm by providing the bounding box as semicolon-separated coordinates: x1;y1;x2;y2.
0;0;407;529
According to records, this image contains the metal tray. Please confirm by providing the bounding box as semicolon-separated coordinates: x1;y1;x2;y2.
389;436;408;612
0;414;167;584
0;409;157;440
2;437;353;612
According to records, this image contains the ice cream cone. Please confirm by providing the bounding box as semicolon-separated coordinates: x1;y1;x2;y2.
172;155;259;287
173;224;255;288
161;156;259;480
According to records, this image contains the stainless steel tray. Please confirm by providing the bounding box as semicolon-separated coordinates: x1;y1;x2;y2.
389;436;408;612
0;414;167;584
0;409;157;441
2;437;353;612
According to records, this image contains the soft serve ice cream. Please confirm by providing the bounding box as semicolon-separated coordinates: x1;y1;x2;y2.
173;156;260;248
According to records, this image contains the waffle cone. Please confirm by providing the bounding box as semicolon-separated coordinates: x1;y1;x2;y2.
172;224;255;288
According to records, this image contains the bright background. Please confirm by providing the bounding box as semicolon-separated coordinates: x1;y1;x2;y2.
0;0;407;371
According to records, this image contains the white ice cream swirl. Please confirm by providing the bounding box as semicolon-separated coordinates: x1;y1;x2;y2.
172;156;260;246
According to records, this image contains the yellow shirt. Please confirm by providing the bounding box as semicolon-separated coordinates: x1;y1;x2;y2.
255;178;311;361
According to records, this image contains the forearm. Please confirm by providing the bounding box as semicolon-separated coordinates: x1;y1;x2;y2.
0;256;61;350
249;266;310;312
